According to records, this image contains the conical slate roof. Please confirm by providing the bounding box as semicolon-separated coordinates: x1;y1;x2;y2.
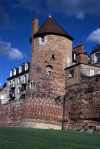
34;17;74;41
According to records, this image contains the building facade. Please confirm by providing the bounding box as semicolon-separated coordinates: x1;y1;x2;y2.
7;61;30;102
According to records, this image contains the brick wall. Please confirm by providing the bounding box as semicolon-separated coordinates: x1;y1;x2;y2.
76;53;88;64
0;101;23;127
74;43;83;53
1;74;100;131
63;74;100;131
28;35;72;96
21;93;63;129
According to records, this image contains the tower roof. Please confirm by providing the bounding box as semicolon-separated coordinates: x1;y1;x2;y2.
34;17;74;41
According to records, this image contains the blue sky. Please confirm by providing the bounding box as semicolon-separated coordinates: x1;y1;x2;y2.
0;0;100;86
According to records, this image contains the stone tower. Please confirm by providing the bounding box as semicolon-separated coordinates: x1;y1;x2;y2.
21;16;74;129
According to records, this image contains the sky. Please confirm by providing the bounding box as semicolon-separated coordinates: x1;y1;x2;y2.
0;0;100;86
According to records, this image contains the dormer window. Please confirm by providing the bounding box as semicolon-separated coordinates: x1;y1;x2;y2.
19;66;22;73
14;68;16;76
25;63;28;71
10;70;12;77
40;36;45;44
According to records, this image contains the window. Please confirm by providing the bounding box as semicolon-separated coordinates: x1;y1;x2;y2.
30;81;36;89
1;95;4;99
10;70;12;77
5;90;7;94
52;55;54;61
74;54;76;60
67;57;71;67
98;71;100;74
40;36;45;44
48;71;52;76
90;70;94;76
14;69;16;76
18;87;20;93
19;66;22;73
25;63;28;71
95;53;100;63
69;70;74;78
18;77;20;84
24;75;27;83
9;81;11;86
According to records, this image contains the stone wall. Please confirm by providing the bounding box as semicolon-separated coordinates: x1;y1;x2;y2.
21;93;64;130
1;73;100;132
63;74;100;132
0;100;23;127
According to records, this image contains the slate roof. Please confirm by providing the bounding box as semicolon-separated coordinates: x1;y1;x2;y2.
34;17;74;41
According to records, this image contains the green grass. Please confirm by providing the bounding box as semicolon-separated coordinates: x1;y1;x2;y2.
0;126;100;149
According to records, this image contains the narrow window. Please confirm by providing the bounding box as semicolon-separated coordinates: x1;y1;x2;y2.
48;71;52;76
52;55;55;61
14;69;16;76
10;70;12;77
18;87;20;93
69;70;74;78
25;63;28;71
74;54;76;60
33;81;35;88
41;36;45;44
18;77;20;84
19;66;22;73
30;81;36;89
67;57;71;67
30;82;32;89
12;80;15;87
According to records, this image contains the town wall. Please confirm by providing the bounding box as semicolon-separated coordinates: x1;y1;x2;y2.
0;100;23;127
0;74;100;132
21;93;63;129
63;74;100;132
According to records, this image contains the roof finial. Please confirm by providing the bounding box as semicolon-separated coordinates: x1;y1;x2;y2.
49;15;51;18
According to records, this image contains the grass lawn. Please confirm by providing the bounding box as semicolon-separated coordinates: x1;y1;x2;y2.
0;126;100;149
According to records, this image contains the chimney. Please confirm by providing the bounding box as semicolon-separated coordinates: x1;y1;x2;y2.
32;18;39;36
23;61;26;66
74;43;83;53
76;53;88;64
